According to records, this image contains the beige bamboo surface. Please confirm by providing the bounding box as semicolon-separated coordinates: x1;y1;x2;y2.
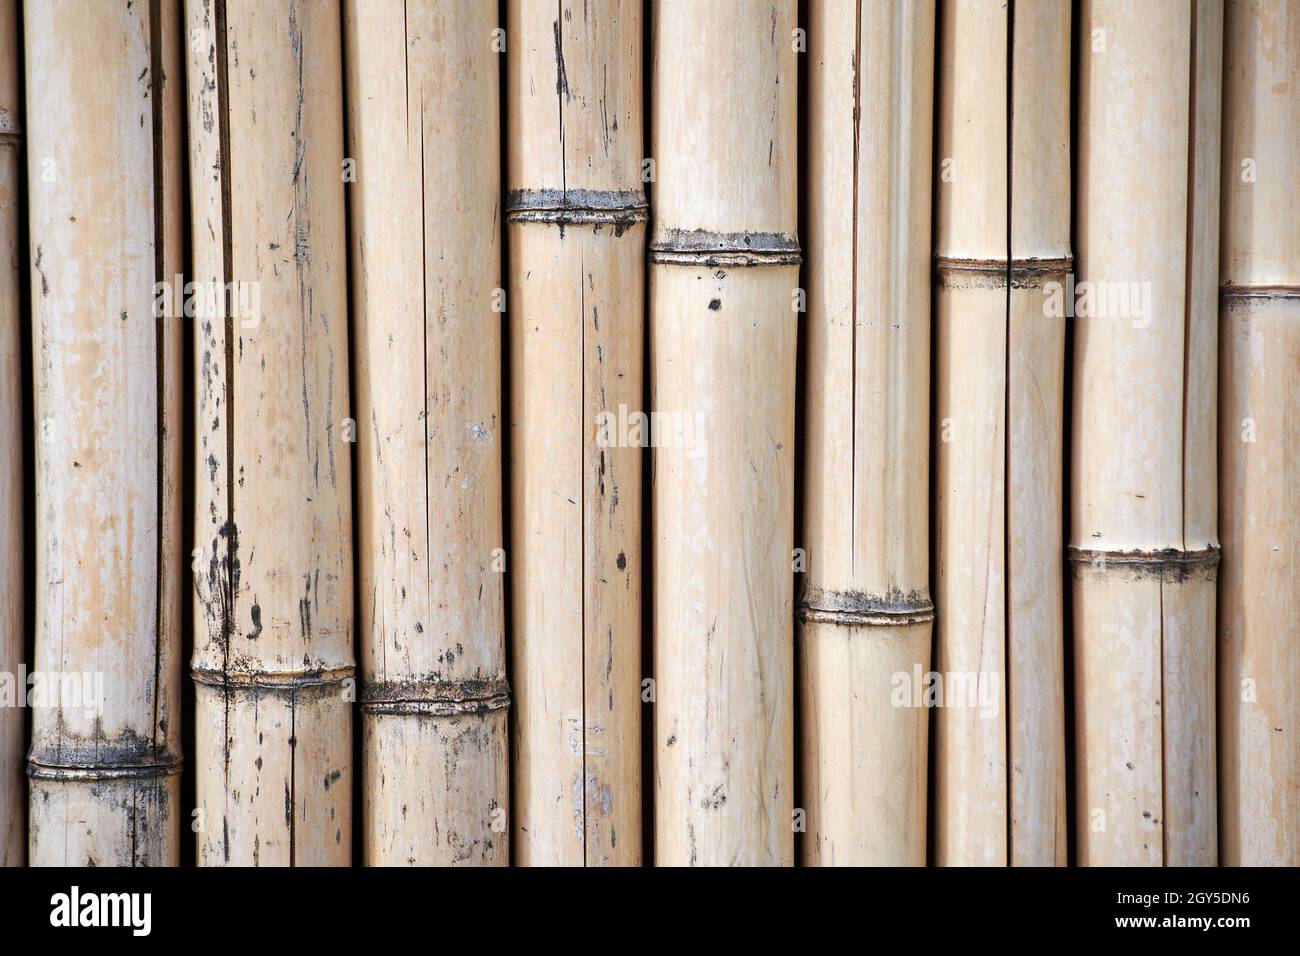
1218;0;1299;867
25;0;184;866
933;0;1070;867
800;0;934;867
346;0;509;868
1072;0;1222;866
0;0;22;868
508;0;644;866
188;0;353;866
651;0;798;866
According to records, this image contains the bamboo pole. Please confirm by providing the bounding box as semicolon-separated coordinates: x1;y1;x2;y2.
507;0;644;868
1218;0;1299;867
799;0;935;867
25;0;184;866
651;0;798;866
0;0;22;868
1072;0;1222;866
187;0;354;866
345;0;509;866
933;0;1070;866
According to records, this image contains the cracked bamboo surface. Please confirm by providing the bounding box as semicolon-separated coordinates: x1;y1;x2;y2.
346;0;509;868
651;0;798;867
508;0;643;867
0;0;22;868
188;0;353;866
1072;0;1222;866
933;0;1070;867
25;0;184;866
1218;0;1299;868
800;0;934;867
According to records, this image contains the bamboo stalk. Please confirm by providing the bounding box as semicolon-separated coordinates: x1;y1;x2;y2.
507;0;644;868
1218;0;1299;867
0;0;22;868
799;0;935;867
1072;0;1222;866
933;0;1070;867
187;0;353;866
25;0;184;866
651;0;798;866
345;0;509;866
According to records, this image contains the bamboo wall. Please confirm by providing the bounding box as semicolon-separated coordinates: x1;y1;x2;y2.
0;0;1293;868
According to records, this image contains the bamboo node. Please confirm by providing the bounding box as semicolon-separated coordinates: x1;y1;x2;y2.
190;663;355;690
506;187;647;226
360;675;511;717
650;228;801;267
1067;545;1221;582
934;255;1073;290
1219;283;1300;301
798;587;935;627
27;755;182;782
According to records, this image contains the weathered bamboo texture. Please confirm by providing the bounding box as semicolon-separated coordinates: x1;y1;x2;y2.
799;0;934;867
188;0;353;866
25;0;184;866
345;0;508;867
1072;0;1222;866
1218;0;1299;867
508;1;643;866
0;0;22;868
652;0;798;866
933;0;1070;866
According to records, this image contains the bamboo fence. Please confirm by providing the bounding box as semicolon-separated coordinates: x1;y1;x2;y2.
0;0;22;869
1218;0;1299;867
0;0;1293;870
346;0;510;868
25;0;184;866
1072;0;1223;867
933;0;1070;867
507;0;644;867
187;0;353;866
800;0;935;867
651;0;799;866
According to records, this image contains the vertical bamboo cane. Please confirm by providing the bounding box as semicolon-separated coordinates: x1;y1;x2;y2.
652;0;798;866
345;0;509;866
933;0;1070;866
799;0;935;867
188;0;353;866
1218;0;1299;867
507;0;644;868
0;0;22;868
1073;0;1222;866
25;0;184;866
